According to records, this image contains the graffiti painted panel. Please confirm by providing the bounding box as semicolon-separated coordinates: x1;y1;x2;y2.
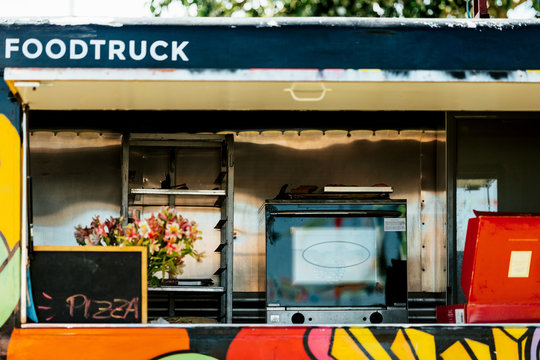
8;328;190;359
8;325;540;360
0;113;21;327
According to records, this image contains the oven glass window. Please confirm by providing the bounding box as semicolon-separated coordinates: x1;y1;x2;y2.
266;203;407;308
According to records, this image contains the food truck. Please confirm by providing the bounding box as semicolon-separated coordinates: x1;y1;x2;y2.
2;15;540;359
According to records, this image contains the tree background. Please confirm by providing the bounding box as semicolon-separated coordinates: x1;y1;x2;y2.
150;0;539;18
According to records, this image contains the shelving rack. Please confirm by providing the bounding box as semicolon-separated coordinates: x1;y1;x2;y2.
121;133;234;323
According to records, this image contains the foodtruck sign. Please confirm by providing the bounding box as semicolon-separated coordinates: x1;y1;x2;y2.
0;23;204;68
4;38;190;63
0;21;324;69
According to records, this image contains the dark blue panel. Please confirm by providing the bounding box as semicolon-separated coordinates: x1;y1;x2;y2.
0;19;539;71
0;76;21;134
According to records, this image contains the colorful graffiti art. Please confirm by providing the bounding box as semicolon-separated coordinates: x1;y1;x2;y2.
6;324;540;360
224;325;535;360
0;113;21;328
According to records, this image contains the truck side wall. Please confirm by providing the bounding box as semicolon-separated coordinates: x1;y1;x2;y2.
0;77;22;359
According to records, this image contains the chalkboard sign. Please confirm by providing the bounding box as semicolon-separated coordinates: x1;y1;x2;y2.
29;246;147;324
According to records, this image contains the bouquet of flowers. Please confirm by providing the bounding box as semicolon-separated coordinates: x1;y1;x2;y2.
74;215;125;246
75;206;204;287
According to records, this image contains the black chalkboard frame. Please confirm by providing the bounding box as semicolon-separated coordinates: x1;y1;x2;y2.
30;246;148;324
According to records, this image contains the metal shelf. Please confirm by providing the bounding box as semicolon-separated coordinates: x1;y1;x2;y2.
149;286;225;293
214;218;227;229
131;188;226;196
214;267;226;275
129;189;226;208
121;132;235;324
215;243;226;252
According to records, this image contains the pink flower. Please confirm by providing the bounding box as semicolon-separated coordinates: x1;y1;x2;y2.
75;206;204;283
165;242;179;255
97;222;107;237
90;216;100;228
132;209;140;224
164;221;180;242
124;226;138;244
158;208;169;223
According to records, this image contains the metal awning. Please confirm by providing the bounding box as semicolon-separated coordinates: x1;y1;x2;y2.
3;18;540;111
5;67;540;111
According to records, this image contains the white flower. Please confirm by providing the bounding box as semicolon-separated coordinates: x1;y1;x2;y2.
138;220;150;238
149;239;160;255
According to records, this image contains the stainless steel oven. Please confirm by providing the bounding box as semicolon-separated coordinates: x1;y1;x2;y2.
264;199;408;324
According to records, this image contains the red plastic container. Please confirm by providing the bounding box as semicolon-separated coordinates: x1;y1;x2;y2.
461;211;540;323
435;304;466;324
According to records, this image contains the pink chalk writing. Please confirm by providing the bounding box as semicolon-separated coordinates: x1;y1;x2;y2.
65;294;139;320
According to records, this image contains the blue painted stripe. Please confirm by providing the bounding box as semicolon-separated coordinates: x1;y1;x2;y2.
0;19;540;71
0;78;21;135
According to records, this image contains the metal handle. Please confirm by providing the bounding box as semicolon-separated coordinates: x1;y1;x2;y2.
269;210;402;217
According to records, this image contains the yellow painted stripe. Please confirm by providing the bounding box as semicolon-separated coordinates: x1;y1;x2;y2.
0;114;21;250
4;80;19;97
390;329;417;360
440;341;473;360
348;327;393;360
492;328;526;360
502;328;528;340
465;339;491;359
330;328;370;360
405;328;436;360
34;245;145;253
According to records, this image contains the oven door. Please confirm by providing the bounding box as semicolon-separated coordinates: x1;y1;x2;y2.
265;202;407;309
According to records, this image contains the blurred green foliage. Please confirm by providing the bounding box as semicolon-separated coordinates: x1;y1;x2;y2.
149;0;539;18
